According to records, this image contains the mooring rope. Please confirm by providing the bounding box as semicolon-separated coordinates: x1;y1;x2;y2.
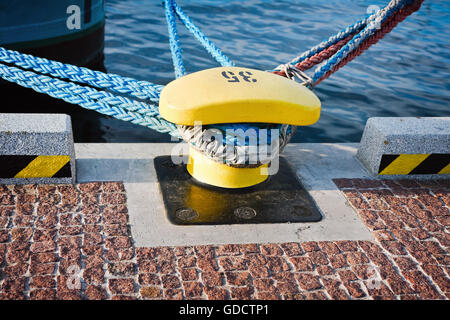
0;47;163;102
165;0;234;79
274;0;420;86
280;0;406;68
0;0;423;164
311;0;422;84
0;63;179;135
170;0;234;68
314;0;424;85
165;0;186;79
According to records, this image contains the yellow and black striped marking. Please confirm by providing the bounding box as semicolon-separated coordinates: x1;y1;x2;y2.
0;155;71;178
378;154;450;175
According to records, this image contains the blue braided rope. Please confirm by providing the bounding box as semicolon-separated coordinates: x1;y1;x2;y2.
170;0;234;67
311;0;411;83
0;63;179;136
0;47;163;102
284;17;368;68
165;0;186;78
277;0;409;73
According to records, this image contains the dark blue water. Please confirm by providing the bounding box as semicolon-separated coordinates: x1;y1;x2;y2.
103;0;450;143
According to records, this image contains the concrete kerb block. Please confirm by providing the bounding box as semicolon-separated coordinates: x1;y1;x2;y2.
357;117;450;177
0;113;76;184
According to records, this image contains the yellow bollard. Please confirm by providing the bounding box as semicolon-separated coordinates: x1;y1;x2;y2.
187;147;269;189
159;66;321;188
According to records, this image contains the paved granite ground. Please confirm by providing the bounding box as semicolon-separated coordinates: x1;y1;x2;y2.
0;179;448;300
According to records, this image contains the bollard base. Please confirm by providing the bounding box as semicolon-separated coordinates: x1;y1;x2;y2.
154;156;322;225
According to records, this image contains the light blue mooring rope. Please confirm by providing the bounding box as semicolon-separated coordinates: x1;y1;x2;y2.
0;47;163;102
164;0;234;79
170;0;234;68
165;0;186;79
0;61;179;136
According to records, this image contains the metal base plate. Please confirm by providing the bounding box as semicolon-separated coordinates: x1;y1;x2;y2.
154;156;323;225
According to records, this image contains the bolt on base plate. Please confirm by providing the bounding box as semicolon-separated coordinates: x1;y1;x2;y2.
154;156;323;225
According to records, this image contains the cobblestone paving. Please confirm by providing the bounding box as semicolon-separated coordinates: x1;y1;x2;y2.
0;179;448;300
